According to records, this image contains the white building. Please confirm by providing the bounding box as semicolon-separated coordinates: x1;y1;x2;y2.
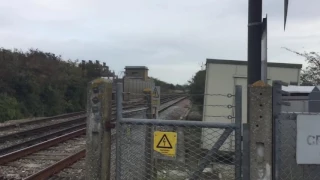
203;59;302;124
202;59;302;149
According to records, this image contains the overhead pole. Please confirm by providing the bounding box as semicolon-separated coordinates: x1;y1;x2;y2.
247;0;262;86
246;1;289;180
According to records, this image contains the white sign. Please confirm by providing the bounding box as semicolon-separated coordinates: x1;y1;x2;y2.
297;114;320;164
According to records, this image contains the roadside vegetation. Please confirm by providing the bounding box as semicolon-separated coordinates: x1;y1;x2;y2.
0;48;186;122
188;70;206;111
152;77;187;93
283;47;320;85
0;48;103;122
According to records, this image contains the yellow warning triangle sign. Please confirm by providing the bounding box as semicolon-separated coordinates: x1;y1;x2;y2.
156;134;172;149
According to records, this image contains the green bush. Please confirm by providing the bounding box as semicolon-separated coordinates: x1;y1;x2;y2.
188;70;206;111
0;48;103;122
0;94;23;122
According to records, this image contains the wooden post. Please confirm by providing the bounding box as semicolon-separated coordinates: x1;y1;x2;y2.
248;81;272;180
85;78;113;180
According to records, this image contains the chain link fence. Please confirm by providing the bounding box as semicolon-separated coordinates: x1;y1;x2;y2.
111;107;149;179
275;112;320;180
116;120;239;180
113;84;243;180
274;82;320;180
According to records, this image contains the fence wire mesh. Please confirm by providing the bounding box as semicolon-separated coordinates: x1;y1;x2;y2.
275;81;320;180
275;112;320;180
111;128;117;180
116;122;240;180
113;84;242;180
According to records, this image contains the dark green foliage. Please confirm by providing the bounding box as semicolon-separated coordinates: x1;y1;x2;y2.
152;78;173;92
0;48;103;122
0;94;23;122
151;78;185;92
188;70;206;111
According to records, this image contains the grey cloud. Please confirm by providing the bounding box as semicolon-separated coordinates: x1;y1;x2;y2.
0;0;319;84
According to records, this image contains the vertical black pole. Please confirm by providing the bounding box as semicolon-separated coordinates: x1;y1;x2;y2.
247;0;262;129
247;0;262;85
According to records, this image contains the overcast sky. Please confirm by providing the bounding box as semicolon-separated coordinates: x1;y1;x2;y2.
1;0;319;84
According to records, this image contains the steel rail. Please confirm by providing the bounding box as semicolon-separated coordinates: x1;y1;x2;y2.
0;111;85;131
24;149;86;180
159;96;188;112
0;123;86;155
0;115;86;143
0;128;85;165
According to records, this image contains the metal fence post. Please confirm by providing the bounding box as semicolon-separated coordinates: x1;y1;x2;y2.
242;123;250;180
248;81;272;180
235;85;242;179
272;81;289;180
85;78;113;180
116;83;123;180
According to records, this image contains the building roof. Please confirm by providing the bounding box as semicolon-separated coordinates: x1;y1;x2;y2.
125;66;148;70
206;59;302;69
282;85;314;94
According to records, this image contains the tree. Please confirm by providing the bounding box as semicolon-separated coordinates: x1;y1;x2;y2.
0;48;106;122
188;70;206;110
151;77;178;92
283;47;320;85
0;94;23;122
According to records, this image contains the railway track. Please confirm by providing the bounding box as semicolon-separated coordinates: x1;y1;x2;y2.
0;95;184;153
0;100;147;137
0;116;86;156
0;112;85;133
0;95;186;180
0;99;153;156
0;124;86;156
0;129;86;180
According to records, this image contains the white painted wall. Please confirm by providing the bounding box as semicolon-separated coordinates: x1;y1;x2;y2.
201;62;300;149
203;63;300;124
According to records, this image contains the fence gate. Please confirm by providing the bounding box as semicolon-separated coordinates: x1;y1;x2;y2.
273;82;320;180
114;84;244;180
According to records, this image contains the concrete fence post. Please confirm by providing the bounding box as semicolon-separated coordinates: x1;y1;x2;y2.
85;78;113;180
248;81;272;180
143;89;154;179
